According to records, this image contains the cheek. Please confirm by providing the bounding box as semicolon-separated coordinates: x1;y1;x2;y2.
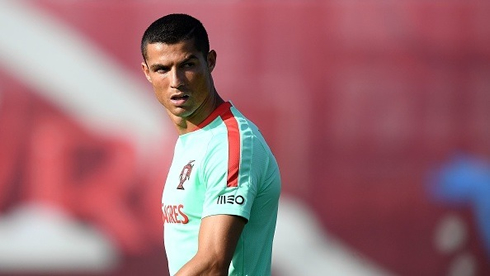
150;77;167;92
188;72;209;91
153;88;167;102
151;80;169;102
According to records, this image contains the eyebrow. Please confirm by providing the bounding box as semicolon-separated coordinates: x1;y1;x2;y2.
149;54;200;71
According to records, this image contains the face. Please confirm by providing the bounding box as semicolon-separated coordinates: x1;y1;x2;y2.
142;39;216;124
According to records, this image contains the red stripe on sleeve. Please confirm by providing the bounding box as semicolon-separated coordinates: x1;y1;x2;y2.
221;108;240;188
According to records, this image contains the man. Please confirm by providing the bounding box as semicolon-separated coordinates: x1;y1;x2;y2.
140;14;281;276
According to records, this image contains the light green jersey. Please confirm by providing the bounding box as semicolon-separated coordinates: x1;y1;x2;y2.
161;102;281;276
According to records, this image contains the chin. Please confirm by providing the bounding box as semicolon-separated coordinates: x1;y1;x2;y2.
171;108;192;118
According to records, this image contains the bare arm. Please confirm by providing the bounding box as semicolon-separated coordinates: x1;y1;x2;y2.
175;214;246;276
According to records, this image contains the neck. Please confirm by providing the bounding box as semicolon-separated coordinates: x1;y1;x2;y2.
173;92;224;135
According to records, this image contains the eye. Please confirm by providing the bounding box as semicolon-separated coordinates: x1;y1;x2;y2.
154;66;169;73
183;62;195;68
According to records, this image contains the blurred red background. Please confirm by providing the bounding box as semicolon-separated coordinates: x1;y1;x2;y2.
0;1;489;275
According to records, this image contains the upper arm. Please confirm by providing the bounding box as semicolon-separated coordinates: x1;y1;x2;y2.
175;214;246;276
198;214;247;263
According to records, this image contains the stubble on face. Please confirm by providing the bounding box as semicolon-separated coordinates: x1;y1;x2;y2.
142;40;221;133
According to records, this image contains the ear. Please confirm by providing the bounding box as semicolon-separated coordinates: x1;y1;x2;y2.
207;50;217;72
141;61;152;83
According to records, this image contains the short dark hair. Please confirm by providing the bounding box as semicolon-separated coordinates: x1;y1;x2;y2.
141;13;210;61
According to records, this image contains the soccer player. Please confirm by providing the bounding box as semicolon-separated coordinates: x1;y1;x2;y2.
140;14;281;276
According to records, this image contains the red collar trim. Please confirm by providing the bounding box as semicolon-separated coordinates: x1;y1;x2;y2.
195;101;232;130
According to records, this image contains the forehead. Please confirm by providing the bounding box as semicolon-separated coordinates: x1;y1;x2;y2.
145;40;202;65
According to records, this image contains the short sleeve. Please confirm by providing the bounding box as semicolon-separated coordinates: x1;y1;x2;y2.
200;132;257;221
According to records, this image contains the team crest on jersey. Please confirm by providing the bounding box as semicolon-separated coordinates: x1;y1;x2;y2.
177;160;195;190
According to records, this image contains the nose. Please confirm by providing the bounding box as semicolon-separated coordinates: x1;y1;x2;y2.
170;68;184;89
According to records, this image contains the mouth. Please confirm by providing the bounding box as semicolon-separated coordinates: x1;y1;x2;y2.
171;94;189;100
170;94;190;105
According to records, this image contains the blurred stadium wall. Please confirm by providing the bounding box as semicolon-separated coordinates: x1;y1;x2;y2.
0;1;489;275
